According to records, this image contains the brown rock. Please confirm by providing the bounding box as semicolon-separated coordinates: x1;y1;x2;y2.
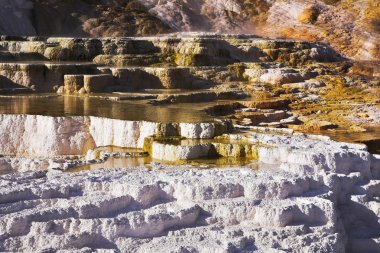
84;74;114;93
64;75;84;94
238;99;290;109
289;120;338;131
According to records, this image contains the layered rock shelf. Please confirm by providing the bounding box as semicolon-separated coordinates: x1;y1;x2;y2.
0;32;379;253
0;35;340;93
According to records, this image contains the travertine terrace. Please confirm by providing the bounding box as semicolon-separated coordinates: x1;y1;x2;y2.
0;32;379;253
1;128;380;252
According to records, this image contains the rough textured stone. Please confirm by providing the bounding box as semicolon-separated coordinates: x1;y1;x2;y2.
83;74;114;93
152;142;214;161
0;114;94;157
0;130;379;252
146;67;192;89
63;75;84;94
245;67;313;84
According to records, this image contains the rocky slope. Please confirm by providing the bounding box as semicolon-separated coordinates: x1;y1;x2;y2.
0;0;379;60
0;0;171;37
139;0;380;60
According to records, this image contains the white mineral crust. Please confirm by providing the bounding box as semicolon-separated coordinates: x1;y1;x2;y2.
0;115;225;157
0;115;380;252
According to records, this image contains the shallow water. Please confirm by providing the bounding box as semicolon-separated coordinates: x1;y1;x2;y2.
113;89;201;95
69;156;153;172
319;127;380;154
66;143;257;172
69;156;257;172
0;94;214;123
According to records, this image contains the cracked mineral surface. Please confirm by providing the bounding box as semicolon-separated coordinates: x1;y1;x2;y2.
1;131;380;252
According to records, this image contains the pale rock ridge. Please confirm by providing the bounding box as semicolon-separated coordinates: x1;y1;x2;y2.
0;113;379;251
0;158;49;174
253;132;372;177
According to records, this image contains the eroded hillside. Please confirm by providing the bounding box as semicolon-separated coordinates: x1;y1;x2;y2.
0;0;379;59
0;0;172;37
140;0;380;60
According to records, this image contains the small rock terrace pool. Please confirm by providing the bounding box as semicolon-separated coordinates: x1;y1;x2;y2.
0;93;215;123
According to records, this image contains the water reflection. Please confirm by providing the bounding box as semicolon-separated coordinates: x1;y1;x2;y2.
68;156;257;173
69;156;153;172
0;94;213;123
320;127;380;154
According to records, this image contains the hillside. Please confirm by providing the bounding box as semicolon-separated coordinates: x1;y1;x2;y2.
139;0;380;60
0;0;171;37
0;0;379;60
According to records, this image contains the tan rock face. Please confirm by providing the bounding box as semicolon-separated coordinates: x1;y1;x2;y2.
145;68;192;89
64;75;84;94
0;62;97;91
83;74;113;93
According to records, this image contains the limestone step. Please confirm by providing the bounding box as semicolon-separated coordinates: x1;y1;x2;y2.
107;67;205;91
61;74;114;94
93;54;160;67
0;62;97;92
244;67;317;85
148;136;258;162
237;98;290;109
361;180;380;197
92;93;159;101
0;35;341;69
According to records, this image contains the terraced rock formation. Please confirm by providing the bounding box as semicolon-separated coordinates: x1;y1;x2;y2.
1;129;380;252
0;32;379;252
0;34;378;136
